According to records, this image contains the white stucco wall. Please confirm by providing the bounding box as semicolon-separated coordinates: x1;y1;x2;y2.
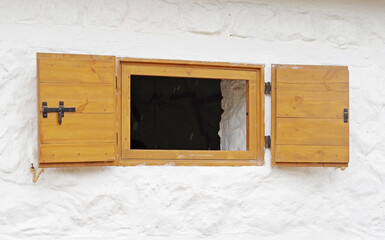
1;0;385;239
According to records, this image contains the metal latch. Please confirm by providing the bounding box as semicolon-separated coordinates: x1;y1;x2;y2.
344;108;348;123
42;101;75;125
265;82;271;95
265;135;271;148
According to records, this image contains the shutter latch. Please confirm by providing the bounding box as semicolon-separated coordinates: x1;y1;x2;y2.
265;135;271;148
265;82;271;94
42;101;76;125
344;108;348;123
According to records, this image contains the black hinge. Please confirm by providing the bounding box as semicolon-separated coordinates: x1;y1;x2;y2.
265;82;271;94
265;135;271;148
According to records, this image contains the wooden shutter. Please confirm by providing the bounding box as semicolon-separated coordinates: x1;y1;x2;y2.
271;65;349;167
37;53;117;167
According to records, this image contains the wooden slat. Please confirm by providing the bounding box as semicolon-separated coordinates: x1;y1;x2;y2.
276;145;348;163
123;64;256;80
39;83;114;113
120;58;264;70
38;57;115;84
275;162;348;167
277;82;348;92
122;149;255;160
40;159;263;168
40;143;115;163
276;68;348;84
277;87;348;118
276;118;348;146
39;114;115;143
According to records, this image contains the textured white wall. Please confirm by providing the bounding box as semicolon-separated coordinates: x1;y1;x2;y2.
1;0;385;239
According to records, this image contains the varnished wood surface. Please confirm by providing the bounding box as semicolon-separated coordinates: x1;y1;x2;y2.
276;118;349;146
120;60;264;164
39;82;114;113
39;114;115;143
38;53;117;166
276;145;349;163
39;55;265;167
40;143;115;163
277;83;349;118
272;65;349;167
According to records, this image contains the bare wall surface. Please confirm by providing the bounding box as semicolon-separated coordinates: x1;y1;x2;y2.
1;0;385;239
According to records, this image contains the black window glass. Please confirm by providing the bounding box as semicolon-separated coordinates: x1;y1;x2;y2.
130;75;223;150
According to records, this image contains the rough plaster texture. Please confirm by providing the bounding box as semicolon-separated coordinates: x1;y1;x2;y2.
1;0;385;239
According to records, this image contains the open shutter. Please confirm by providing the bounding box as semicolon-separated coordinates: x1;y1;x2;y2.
271;65;349;167
37;53;117;167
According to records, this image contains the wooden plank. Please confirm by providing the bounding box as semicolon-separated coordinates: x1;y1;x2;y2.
277;88;348;118
40;143;115;163
297;163;325;167
275;162;348;167
258;68;265;164
38;52;115;61
121;66;131;153
277;82;348;92
272;64;347;70
39;114;115;143
323;163;348;167
120;57;264;70
271;67;277;166
40;159;263;168
123;64;256;80
122;149;256;160
39;82;114;113
276;145;349;163
38;57;115;84
276;118;348;146
277;68;348;84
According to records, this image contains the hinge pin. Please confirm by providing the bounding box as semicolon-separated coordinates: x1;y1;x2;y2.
265;82;271;95
265;136;271;148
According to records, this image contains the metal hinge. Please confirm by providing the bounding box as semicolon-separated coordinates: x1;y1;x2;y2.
116;133;118;145
265;82;271;94
265;135;271;148
115;76;118;89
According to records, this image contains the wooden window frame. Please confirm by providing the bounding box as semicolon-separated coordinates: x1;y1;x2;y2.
117;58;265;166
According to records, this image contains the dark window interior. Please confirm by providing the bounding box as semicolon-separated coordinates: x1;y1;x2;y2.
130;75;223;150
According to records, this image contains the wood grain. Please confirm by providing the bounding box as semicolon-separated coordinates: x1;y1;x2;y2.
38;53;117;166
122;64;255;80
277;85;348;118
39;55;265;167
38;56;115;84
121;61;264;163
276;145;348;163
276;68;348;84
276;118;348;146
271;65;349;167
39;113;115;143
40;143;115;163
39;82;114;113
